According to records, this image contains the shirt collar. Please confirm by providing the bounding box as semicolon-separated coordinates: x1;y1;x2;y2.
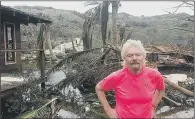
124;65;146;78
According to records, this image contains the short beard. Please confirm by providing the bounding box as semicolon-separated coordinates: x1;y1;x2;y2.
130;64;140;73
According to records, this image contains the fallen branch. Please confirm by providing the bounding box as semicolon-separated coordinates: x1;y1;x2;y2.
46;47;102;76
16;97;58;118
163;76;194;97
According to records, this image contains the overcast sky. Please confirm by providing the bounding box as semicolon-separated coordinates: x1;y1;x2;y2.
2;1;194;17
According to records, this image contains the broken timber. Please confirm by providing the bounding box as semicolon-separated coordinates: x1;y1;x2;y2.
163;76;193;97
163;95;181;107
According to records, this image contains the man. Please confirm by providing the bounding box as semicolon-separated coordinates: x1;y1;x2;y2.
95;39;165;119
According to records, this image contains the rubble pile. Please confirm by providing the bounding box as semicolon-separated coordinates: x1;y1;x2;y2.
45;45;194;118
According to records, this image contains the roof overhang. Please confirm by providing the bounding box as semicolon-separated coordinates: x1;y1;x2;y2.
1;5;52;25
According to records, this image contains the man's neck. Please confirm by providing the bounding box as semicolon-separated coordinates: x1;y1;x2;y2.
128;66;144;75
130;69;142;75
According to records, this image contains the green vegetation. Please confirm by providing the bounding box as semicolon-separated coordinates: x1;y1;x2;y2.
13;6;193;48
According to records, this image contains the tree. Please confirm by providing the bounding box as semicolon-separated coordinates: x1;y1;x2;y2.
38;12;58;61
45;24;58;61
101;1;110;46
163;1;194;33
84;1;121;47
164;1;194;58
111;1;120;44
81;17;93;50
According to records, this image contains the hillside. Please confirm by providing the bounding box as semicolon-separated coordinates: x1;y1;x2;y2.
12;5;194;48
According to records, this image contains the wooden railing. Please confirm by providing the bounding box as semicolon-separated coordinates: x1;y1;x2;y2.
0;49;44;52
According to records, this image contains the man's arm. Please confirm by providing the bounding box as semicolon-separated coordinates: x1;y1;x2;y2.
153;70;166;109
152;89;165;109
95;82;118;118
151;70;166;118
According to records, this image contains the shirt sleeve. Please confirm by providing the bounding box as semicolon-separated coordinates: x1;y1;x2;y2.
99;72;119;91
155;71;165;91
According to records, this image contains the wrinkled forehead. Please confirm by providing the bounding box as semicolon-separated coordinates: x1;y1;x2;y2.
125;47;143;55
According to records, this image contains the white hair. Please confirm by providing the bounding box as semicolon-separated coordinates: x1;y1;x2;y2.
121;39;146;60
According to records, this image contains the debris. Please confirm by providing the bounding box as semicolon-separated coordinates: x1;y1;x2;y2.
57;109;80;118
164;74;187;85
163;95;181;107
163;76;193;97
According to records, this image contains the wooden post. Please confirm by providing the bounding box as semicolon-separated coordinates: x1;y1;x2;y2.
38;23;46;91
40;50;45;91
0;72;1;119
0;2;2;118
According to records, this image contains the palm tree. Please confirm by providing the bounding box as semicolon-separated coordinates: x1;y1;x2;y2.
101;1;110;46
80;2;102;50
81;17;93;50
84;1;121;46
38;12;57;61
111;1;120;45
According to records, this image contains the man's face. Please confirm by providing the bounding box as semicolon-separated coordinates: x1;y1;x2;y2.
124;47;145;71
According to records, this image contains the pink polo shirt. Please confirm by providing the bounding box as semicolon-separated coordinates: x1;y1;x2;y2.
100;66;165;119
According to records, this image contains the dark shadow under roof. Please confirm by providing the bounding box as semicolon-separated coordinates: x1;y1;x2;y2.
1;5;52;25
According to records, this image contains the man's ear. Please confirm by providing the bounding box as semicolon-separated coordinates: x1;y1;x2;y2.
121;60;126;67
143;59;147;65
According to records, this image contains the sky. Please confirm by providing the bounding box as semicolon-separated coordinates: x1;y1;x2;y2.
1;1;194;17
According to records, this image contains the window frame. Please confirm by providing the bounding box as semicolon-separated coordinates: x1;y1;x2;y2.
3;22;17;65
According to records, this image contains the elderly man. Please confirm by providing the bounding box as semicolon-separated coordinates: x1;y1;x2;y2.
95;39;165;119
